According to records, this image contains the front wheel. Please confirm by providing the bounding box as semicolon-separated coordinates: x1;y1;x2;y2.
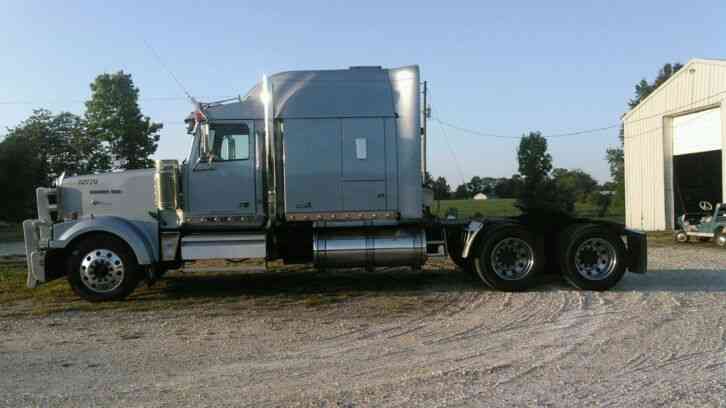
67;234;142;302
472;224;543;291
674;231;689;243
559;224;626;291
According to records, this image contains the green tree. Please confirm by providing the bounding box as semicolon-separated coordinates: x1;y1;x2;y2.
551;168;598;201
466;176;485;195
453;184;470;199
607;62;683;208
85;71;162;169
494;175;523;198
0;134;43;221
431;176;451;200
516;132;573;214
4;109;109;184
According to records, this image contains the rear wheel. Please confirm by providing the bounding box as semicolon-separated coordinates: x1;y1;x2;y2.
472;224;543;291
559;224;626;291
67;235;142;302
715;229;726;247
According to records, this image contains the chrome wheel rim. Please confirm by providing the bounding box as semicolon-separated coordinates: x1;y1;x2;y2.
490;238;535;280
80;249;125;293
676;232;688;243
718;234;726;247
574;238;616;281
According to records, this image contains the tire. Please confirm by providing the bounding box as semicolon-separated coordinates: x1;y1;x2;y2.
715;229;726;248
472;224;543;291
674;231;689;243
558;224;626;291
67;234;142;302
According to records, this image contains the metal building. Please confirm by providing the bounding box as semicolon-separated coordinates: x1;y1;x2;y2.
624;59;726;231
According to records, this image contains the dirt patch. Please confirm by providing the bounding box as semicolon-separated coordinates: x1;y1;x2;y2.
2;244;726;407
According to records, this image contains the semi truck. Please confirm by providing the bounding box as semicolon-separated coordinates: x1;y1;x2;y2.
22;65;647;301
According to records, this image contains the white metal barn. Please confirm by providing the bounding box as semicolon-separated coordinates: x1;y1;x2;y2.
624;59;726;231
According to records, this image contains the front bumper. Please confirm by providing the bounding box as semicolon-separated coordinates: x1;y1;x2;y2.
624;229;647;274
22;219;51;288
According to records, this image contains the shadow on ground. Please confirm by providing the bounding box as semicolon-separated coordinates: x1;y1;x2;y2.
151;267;482;301
617;269;726;293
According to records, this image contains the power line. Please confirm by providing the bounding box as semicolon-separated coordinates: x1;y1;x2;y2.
435;119;467;185
0;95;235;105
434;86;726;141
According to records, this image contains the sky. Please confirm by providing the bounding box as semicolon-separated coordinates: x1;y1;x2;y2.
1;1;725;184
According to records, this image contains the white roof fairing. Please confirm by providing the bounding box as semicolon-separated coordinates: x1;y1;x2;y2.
203;66;408;121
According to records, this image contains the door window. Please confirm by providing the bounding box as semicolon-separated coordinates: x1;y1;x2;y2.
209;124;250;161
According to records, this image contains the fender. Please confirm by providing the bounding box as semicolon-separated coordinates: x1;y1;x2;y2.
50;216;157;265
461;221;484;259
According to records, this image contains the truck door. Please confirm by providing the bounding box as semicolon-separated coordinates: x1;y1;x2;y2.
187;121;257;217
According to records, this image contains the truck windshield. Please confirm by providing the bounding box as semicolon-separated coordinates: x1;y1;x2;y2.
209;124;250;161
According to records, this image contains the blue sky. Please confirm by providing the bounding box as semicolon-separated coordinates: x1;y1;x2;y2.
1;1;725;184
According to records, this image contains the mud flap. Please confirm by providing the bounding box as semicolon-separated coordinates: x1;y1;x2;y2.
625;230;647;274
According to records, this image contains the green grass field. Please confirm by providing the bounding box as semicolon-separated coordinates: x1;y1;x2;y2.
432;198;625;223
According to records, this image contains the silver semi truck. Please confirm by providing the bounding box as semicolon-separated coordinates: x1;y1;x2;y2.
23;65;647;301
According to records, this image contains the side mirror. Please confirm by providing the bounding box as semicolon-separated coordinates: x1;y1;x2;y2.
193;124;216;170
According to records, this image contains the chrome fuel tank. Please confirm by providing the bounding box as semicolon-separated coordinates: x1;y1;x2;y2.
313;228;426;268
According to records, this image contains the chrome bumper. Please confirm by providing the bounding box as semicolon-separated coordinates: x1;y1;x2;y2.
22;219;51;288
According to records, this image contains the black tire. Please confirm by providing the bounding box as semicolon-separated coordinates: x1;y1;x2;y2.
558;224;626;291
673;231;689;243
715;228;726;247
67;234;142;302
472;224;543;291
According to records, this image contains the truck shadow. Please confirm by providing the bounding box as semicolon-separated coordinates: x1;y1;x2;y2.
615;269;726;293
148;267;726;302
156;267;483;301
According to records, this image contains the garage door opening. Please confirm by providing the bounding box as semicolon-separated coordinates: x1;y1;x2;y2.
672;107;723;223
673;150;722;220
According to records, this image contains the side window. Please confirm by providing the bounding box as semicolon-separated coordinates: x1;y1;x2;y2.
210;124;250;161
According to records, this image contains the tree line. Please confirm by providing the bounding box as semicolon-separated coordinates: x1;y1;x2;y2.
426;132;615;215
0;71;162;221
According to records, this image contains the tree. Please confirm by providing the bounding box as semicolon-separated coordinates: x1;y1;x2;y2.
431;176;451;200
494;175;523;198
0;110;111;221
516;132;573;214
453;184;470;199
466;176;485;195
517;132;551;183
3;110;110;185
424;171;434;188
607;62;683;208
551;168;598;201
0;134;43;221
85;71;162;169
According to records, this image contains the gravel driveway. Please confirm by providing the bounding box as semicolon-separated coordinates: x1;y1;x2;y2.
2;245;726;407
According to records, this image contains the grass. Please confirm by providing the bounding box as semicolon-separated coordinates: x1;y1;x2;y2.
432;198;625;223
0;223;23;241
0;261;472;318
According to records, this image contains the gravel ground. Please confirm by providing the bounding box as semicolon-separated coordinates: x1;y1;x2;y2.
2;244;726;407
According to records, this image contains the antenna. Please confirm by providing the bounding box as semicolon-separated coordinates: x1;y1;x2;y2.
143;39;197;105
